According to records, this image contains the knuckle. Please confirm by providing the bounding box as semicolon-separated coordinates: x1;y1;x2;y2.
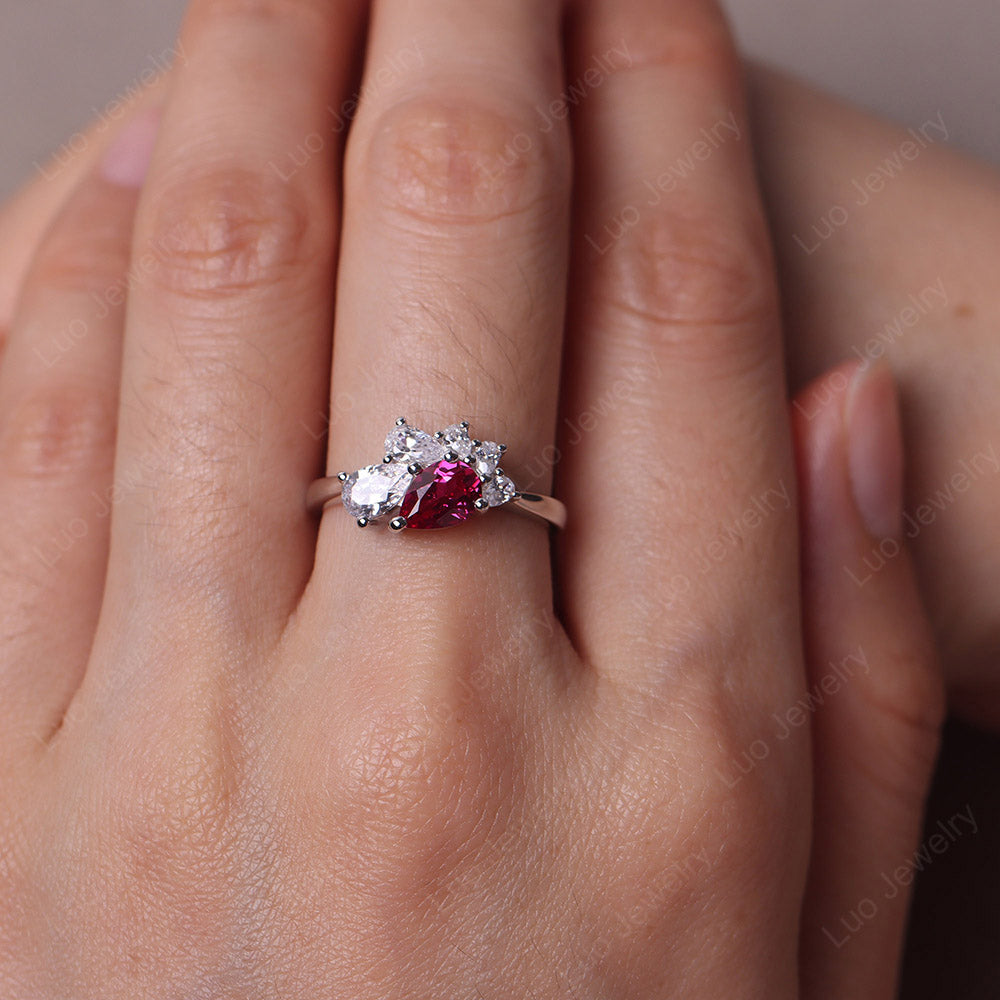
0;386;114;481
579;681;804;973
852;645;945;798
678;738;801;899
593;205;777;350
867;644;946;737
138;163;319;301
685;675;807;877
110;702;242;884
610;648;807;880
354;94;568;229
331;685;517;912
25;192;131;300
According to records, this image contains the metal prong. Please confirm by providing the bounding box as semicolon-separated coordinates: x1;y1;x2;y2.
407;462;422;475
356;517;369;528
383;453;393;464
395;416;407;426
337;471;348;482
495;467;505;477
434;430;445;440
460;420;470;429
474;497;489;512
389;516;408;531
499;443;508;453
444;450;458;462
472;439;482;447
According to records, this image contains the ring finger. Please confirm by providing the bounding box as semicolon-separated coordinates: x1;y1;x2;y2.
309;0;573;629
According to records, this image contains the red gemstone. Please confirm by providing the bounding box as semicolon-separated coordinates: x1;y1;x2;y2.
400;460;482;529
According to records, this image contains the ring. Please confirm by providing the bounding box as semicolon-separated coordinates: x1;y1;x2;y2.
307;418;566;531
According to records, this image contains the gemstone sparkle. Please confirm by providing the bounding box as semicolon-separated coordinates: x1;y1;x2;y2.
399;460;483;529
342;463;412;521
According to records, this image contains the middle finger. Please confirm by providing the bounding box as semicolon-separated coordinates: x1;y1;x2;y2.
95;0;367;659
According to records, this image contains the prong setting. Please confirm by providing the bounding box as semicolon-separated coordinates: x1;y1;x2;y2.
341;421;521;526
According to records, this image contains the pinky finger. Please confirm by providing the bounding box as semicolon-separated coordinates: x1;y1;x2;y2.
794;361;946;999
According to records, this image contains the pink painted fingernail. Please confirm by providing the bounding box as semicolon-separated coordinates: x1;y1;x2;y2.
845;361;904;541
100;108;160;187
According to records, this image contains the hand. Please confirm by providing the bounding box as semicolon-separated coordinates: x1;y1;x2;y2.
748;66;1000;724
0;1;940;995
4;47;996;728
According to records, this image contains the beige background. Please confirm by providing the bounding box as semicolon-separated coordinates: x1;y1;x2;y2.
3;2;999;997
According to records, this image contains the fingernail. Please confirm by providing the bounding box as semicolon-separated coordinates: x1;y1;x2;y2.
845;361;904;541
100;108;160;187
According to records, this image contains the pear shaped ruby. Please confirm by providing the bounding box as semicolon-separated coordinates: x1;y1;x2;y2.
399;460;482;529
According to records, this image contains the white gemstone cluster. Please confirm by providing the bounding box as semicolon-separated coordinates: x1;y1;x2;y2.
340;419;518;524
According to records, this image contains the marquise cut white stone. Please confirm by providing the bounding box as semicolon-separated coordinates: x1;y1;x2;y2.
384;423;445;466
441;424;474;460
342;463;412;520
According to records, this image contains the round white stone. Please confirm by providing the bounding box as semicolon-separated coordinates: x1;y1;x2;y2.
482;473;516;507
342;463;412;519
470;440;503;479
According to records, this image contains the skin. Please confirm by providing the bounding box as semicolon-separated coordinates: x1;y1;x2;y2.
3;61;996;726
0;0;950;995
748;67;1000;725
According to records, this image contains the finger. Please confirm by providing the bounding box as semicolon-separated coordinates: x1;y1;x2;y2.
0;74;169;337
94;0;368;663
749;63;1000;725
557;0;796;695
794;362;944;999
0;112;157;756
309;0;572;614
